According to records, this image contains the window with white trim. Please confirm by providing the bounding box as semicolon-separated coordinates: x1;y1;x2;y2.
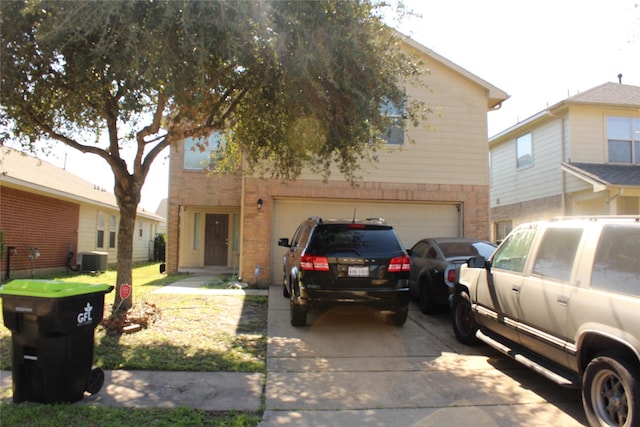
607;116;640;164
516;133;532;169
381;99;405;145
184;133;224;170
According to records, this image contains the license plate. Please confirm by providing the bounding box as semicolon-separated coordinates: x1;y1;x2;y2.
348;266;369;277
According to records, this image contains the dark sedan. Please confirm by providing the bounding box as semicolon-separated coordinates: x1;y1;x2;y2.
408;237;496;314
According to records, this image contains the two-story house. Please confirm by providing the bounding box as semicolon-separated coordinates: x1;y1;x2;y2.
489;82;640;241
0;148;165;280
166;34;509;285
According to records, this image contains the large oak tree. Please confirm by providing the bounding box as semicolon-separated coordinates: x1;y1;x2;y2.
1;0;428;311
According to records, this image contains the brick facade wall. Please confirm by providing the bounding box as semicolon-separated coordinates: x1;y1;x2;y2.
1;186;79;279
490;194;564;234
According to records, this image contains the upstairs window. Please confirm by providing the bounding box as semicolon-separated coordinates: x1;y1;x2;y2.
184;133;224;170
381;99;405;145
516;133;533;169
607;116;640;164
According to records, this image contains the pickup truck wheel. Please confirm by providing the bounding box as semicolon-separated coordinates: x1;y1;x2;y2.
583;354;639;427
289;294;307;327
418;279;438;315
452;290;479;346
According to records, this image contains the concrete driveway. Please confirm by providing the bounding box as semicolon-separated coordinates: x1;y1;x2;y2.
260;285;587;426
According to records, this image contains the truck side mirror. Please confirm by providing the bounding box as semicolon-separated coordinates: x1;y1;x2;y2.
467;255;487;269
278;238;290;248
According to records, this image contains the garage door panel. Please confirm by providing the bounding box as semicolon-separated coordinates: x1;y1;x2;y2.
271;199;460;283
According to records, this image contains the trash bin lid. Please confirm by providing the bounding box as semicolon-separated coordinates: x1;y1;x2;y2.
0;280;113;298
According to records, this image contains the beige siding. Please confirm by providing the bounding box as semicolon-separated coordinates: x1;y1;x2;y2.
77;204;99;255
133;218;151;262
490;119;565;208
298;52;491;186
78;203;158;265
567;106;607;162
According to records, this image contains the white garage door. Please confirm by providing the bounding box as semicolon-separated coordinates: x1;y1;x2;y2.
270;198;461;283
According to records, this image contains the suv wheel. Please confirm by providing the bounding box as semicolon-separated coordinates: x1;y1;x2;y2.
583;354;639;427
387;306;408;326
289;295;307;327
418;278;438;314
452;290;479;346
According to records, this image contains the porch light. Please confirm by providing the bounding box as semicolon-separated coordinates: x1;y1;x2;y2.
257;198;263;210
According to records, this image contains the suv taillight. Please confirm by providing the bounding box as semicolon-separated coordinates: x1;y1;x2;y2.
300;254;330;271
388;255;410;272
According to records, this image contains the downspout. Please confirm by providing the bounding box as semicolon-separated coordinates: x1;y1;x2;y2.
560;116;567;215
176;205;183;272
606;188;624;214
238;152;246;282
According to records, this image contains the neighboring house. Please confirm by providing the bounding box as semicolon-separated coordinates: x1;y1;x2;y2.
0;148;165;280
166;34;509;284
154;198;168;236
489;82;640;242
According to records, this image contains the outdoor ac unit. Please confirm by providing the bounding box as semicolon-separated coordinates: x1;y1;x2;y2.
79;251;108;272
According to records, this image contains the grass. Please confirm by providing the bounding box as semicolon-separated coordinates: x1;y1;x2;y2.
0;263;268;426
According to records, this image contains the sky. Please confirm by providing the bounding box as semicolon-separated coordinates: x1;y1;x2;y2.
42;0;640;212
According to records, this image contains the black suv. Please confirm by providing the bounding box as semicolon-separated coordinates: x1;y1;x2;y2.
278;217;411;326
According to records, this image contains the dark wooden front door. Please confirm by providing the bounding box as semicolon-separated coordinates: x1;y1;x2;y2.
205;214;228;266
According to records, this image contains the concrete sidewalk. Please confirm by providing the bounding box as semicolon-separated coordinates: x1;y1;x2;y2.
1;370;263;411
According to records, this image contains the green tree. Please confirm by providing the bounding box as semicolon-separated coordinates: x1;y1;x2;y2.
1;0;428;311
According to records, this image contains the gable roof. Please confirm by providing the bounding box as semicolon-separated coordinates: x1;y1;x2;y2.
561;162;640;192
0;147;163;220
394;30;509;110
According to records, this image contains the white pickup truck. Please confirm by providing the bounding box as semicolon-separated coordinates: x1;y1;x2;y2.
452;217;640;427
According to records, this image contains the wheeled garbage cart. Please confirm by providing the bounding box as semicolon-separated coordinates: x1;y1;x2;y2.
0;279;113;404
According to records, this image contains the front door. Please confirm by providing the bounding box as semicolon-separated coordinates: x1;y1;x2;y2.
205;214;228;266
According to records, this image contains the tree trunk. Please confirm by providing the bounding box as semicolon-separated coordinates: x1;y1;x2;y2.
112;175;142;313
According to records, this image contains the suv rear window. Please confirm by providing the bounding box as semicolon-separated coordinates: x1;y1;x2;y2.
308;224;402;254
591;225;640;296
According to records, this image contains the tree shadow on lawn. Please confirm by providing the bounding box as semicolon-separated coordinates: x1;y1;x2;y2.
95;294;268;373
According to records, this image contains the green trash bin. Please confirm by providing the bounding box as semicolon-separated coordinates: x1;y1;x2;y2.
0;279;114;404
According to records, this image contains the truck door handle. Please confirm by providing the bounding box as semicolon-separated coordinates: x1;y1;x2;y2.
512;285;521;294
557;296;569;305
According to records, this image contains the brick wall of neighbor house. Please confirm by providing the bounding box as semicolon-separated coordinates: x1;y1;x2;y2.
242;177;489;284
491;194;564;232
0;187;79;279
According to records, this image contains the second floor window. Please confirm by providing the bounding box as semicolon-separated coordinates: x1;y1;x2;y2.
608;116;640;164
184;133;224;170
516;133;533;169
380;99;404;145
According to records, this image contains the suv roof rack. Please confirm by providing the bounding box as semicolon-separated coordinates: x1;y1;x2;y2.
307;216;323;223
365;217;387;224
